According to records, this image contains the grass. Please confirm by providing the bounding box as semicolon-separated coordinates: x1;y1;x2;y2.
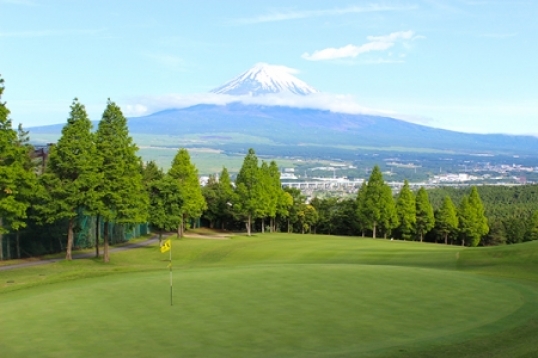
1;234;538;357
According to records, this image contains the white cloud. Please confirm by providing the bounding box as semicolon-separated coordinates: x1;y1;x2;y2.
234;4;415;24
122;92;404;120
302;30;421;61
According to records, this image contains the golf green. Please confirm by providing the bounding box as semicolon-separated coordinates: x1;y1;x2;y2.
0;262;530;357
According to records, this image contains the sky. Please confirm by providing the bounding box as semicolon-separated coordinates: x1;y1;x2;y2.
1;0;536;135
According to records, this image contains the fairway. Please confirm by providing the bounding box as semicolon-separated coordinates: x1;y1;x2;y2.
2;234;538;357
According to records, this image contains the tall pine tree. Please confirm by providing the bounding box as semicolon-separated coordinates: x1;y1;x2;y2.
168;148;206;237
379;184;399;239
95;100;147;262
415;187;435;242
396;180;416;240
468;186;489;246
40;98;100;260
435;196;458;244
362;166;386;238
235;148;263;236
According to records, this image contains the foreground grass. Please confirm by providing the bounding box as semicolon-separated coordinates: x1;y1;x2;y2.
1;234;538;357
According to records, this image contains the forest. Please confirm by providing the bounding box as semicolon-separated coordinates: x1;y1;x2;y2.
1;76;538;261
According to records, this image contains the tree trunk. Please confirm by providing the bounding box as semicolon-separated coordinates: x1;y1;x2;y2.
246;214;252;236
178;215;185;237
103;222;110;263
372;222;377;239
66;217;74;260
209;220;214;229
261;218;265;233
6;235;10;260
444;233;448;245
287;219;290;233
420;232;423;242
16;231;20;259
461;239;465;247
95;215;100;258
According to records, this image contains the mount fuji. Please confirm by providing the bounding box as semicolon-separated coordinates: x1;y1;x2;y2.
30;63;538;156
210;63;319;96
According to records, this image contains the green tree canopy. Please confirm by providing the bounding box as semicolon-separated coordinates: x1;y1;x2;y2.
415;187;435;242
95;99;147;262
234;148;263;236
434;196;459;244
40;98;100;260
362;166;387;238
396;180;416;240
168;148;206;237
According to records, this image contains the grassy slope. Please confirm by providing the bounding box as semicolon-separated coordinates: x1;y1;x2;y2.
1;234;538;357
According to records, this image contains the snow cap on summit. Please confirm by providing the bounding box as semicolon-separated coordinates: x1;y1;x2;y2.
210;63;319;96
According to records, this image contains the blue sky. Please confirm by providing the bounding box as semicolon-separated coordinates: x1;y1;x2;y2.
1;0;536;135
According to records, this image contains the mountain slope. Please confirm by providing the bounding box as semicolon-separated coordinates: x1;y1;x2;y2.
29;103;538;155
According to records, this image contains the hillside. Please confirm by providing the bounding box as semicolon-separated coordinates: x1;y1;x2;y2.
29;103;538;156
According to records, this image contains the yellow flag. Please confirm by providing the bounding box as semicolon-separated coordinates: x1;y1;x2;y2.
160;239;171;253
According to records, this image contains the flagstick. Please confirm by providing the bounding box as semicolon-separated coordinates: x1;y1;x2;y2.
169;241;173;306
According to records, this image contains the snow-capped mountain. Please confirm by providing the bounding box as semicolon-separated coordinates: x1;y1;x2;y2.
210;63;319;96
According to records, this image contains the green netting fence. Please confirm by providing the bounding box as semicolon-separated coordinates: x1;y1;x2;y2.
74;215;150;249
1;213;150;259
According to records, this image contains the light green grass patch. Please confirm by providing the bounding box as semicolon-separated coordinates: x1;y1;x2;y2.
0;264;525;357
2;235;538;357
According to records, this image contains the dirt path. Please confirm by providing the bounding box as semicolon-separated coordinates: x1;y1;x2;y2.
183;233;231;240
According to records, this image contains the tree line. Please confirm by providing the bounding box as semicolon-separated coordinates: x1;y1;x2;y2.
1;76;535;261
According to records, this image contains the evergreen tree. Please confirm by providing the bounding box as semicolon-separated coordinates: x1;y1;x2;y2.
235;148;263;236
40;98;100;260
379;184;399;239
362;166;386;238
95;100;147;262
415;187;435;242
217;167;235;229
434;196;458;244
168;148;206;237
148;173;183;241
458;195;473;247
0;77;30;260
396;180;416;240
142;160;164;184
468;186;489;246
10;123;40;259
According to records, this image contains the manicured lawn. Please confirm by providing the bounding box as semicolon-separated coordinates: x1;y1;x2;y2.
1;234;538;357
